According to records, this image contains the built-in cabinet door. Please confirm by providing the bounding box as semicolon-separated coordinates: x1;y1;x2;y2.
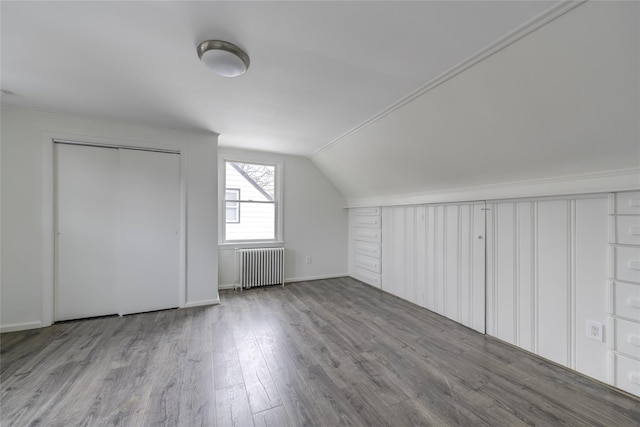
55;144;181;321
573;197;609;381
486;196;609;382
381;202;486;333
55;144;119;321
536;200;571;366
381;206;417;303
485;201;535;350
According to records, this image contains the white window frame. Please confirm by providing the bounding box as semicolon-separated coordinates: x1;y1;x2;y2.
218;150;283;246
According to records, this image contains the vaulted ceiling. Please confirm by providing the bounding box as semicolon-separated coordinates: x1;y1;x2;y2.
1;1;558;156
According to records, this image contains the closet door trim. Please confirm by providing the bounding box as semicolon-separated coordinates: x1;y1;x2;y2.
53;138;180;154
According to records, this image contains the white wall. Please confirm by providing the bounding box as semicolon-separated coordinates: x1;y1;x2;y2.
218;148;347;287
312;1;639;207
0;107;219;332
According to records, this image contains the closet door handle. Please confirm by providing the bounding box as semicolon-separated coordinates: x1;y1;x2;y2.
629;298;640;309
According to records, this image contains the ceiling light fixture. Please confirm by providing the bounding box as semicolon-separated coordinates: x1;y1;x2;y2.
197;40;250;78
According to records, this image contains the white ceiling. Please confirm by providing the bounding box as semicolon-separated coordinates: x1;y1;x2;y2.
1;1;558;156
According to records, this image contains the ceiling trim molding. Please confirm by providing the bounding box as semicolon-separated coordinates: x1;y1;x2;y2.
0;105;221;138
344;167;640;209
310;0;586;159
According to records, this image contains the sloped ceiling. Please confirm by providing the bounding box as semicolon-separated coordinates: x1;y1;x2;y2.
311;1;639;205
1;0;558;156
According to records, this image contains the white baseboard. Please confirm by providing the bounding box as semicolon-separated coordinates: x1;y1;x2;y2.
285;273;348;283
1;321;43;333
182;298;220;308
218;273;349;291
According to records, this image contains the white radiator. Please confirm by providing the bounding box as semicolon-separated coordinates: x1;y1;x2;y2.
237;247;285;289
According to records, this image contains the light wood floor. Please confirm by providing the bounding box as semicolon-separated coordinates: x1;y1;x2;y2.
2;277;639;426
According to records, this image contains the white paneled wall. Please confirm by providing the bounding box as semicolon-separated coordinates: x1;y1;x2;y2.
381;203;485;333
486;195;609;382
349;192;638;395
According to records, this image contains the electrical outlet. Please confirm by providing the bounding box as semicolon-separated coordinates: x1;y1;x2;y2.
586;320;604;342
305;256;312;264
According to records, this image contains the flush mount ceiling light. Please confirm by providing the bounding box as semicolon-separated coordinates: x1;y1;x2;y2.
197;40;250;77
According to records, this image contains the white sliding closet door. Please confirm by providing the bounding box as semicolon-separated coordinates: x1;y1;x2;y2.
117;149;180;315
55;143;181;321
55;144;119;321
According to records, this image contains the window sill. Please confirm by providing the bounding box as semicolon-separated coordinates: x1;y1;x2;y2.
218;241;285;249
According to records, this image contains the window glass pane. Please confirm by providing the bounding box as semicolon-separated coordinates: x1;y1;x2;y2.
226;204;238;223
225;201;275;241
226;162;275;201
224;161;277;241
225;189;240;223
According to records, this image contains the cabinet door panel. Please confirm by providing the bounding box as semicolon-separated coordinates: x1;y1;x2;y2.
612;281;640;321
444;205;460;322
516;203;535;352
574;197;609;382
382;203;485;332
492;202;517;344
470;203;486;333
615;191;640;215
354;241;381;259
614;215;640;245
487;201;535;348
537;200;570;366
614;246;640;283
613;354;640;396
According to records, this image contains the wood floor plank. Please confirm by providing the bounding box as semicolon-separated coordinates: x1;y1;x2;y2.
295;364;364;426
257;336;327;426
215;382;254;427
270;374;324;427
253;405;292;427
2;277;640;426
178;351;216;426
213;355;245;391
237;338;282;414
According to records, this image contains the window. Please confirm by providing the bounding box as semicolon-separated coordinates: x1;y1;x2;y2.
222;160;280;242
225;189;240;223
